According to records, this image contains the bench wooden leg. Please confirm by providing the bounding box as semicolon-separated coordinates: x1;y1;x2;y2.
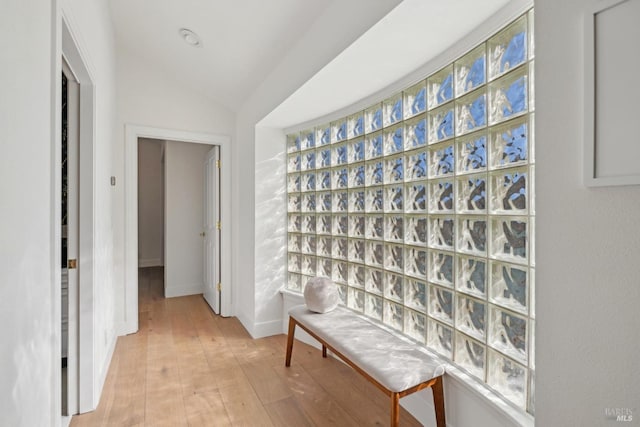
322;344;327;358
432;376;446;427
390;392;400;427
285;317;296;367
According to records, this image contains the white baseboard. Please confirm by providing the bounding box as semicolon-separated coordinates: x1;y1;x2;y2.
138;258;162;268
250;319;283;339
164;283;202;298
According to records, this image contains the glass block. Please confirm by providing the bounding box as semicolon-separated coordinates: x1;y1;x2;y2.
332;261;348;284
286;134;299;153
404;150;428;182
428;251;454;287
365;241;384;267
365;268;384;295
287;153;300;173
301;235;316;255
301;255;316;276
488;14;527;81
384;244;404;273
288;194;301;212
455;44;486;97
528;9;535;60
427;65;454;109
384;155;404;184
365;188;383;213
300;129;315;150
287;174;300;192
384;272;404;302
349;139;365;163
456;296;486;340
428;144;455;178
317;214;331;235
332;214;347;236
428;180;454;213
427;319;453;358
404;215;427;246
337;283;347;304
404;114;428;149
348;164;365;188
428;104;455;144
301;172;315;192
332;143;348;165
383;93;403;127
365;293;383;321
490;261;528;314
348;263;365;288
529;321;535;369
384;185;403;212
490;217;527;264
404;183;426;213
455;89;486;136
365;161;383;187
348;190;365;213
348;239;365;263
317;171;331;192
454;332;485;379
529;217;535;267
489;116;529;169
331;118;347;143
301;215;316;234
384;215;404;243
287;213;301;233
348;112;365;139
404;309;426;343
365;103;383;134
288;253;301;273
530;268;535;318
365;215;384;240
487;349;527;408
489;168;527;214
428;216;455;250
404;279;427;312
530;165;535;215
528;368;535;415
488;306;527;363
383;300;404;331
332;237;348;260
317;257;332;278
428;284;453;326
456;132;487;174
365;131;384;159
348;215;365;238
288;234;301;252
488;65;528;125
332;191;347;213
383;124;404;155
456;174;487;213
457;255;486;297
529;60;535;112
404;246;427;279
288;273;302;291
332;167;348;190
317;147;331;168
404;80;427;119
347;287;364;313
316;123;331;146
316;236;332;258
301;193;316;212
457;217;487;256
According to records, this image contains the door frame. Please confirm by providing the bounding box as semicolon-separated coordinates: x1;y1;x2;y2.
123;125;232;335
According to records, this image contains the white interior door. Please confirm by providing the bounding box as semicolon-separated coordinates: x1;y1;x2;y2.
203;146;221;314
61;60;79;416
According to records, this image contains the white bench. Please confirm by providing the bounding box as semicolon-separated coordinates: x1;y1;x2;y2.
285;305;446;427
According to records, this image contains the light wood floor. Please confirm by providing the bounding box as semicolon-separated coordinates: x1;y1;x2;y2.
70;267;422;426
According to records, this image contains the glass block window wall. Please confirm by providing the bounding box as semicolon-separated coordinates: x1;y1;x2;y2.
286;10;535;413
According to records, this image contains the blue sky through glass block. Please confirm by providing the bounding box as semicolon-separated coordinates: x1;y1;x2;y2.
502;32;526;73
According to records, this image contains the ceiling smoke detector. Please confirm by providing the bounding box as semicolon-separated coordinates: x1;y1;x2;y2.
179;28;202;48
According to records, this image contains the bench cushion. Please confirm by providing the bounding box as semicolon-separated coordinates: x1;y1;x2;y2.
289;305;445;393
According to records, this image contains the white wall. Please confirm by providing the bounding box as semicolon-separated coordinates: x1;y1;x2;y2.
0;0;56;425
138;138;164;267
535;1;640;425
164;141;211;297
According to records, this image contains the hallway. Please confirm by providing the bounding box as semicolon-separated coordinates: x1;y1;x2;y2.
70;268;421;426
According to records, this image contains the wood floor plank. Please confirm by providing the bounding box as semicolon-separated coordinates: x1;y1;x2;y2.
264;396;314;427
